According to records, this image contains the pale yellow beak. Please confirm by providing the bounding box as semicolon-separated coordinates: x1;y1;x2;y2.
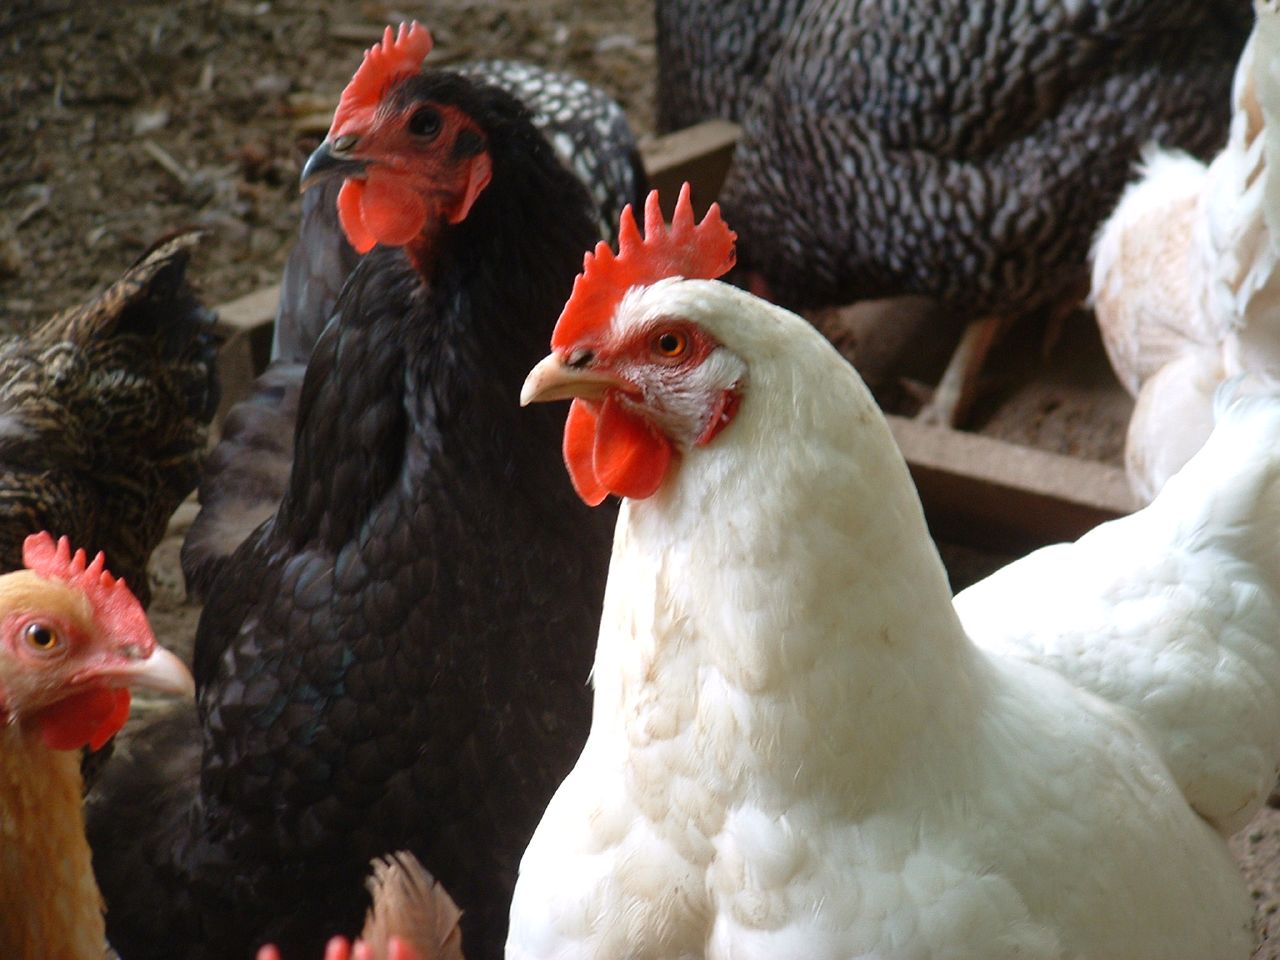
520;353;634;406
103;645;195;699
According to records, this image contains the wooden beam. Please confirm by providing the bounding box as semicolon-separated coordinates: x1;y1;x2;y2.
640;120;741;217
212;286;278;430
886;414;1137;552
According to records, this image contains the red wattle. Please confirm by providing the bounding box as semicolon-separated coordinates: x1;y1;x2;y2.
337;179;377;253
361;175;429;247
561;395;674;506
564;400;610;506
34;687;131;751
594;396;673;500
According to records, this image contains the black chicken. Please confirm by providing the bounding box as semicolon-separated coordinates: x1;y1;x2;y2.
87;23;626;960
657;0;1253;424
182;60;643;598
0;232;218;603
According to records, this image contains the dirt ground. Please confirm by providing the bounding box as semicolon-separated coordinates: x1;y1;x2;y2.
5;0;1280;956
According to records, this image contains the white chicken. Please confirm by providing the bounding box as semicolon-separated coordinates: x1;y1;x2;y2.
1092;0;1280;502
507;187;1259;959
955;378;1280;839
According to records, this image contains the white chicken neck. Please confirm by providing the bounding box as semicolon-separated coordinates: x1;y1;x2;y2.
584;281;983;806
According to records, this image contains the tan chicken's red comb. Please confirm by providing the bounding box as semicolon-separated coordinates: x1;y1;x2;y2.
330;21;434;137
551;183;737;349
22;533;153;648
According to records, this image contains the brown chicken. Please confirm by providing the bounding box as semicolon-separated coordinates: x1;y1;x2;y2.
0;532;192;960
0;231;219;604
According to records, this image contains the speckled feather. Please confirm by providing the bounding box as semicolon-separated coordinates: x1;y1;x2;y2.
183;61;643;599
0;233;218;606
89;74;617;960
690;0;1252;316
654;0;807;131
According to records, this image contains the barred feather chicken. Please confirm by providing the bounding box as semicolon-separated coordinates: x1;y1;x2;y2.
89;23;621;960
1092;0;1280;502
0;232;218;604
182;57;643;598
654;0;804;132
659;0;1251;424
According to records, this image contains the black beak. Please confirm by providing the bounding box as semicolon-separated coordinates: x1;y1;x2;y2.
299;139;368;193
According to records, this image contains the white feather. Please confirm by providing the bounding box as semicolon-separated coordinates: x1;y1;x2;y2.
1092;3;1280;500
508;280;1256;960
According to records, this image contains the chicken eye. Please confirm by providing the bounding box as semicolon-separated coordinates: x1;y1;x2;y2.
408;106;442;139
23;622;58;652
653;331;688;359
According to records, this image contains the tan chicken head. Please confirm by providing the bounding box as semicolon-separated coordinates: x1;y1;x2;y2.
0;532;192;751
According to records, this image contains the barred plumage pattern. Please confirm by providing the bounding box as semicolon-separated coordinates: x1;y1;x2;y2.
666;0;1252;318
655;0;806;131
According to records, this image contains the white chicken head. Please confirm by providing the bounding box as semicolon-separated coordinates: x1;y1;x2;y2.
521;184;749;505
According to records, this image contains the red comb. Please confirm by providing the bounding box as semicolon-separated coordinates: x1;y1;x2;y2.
330;21;434;137
550;183;736;350
21;533;153;650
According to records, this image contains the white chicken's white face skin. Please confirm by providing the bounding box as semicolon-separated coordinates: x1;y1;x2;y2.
523;280;751;505
584;308;748;453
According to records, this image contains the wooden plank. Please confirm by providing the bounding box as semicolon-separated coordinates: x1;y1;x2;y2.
886;414;1138;552
214;285;278;337
640;120;741;217
212;287;278;430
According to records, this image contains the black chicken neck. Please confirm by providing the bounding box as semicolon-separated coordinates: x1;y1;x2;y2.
278;74;600;545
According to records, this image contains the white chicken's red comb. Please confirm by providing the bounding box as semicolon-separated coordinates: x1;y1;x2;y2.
21;532;152;649
329;21;434;137
550;183;737;350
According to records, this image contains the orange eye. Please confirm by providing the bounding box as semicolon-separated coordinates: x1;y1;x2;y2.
653;330;688;358
24;622;59;652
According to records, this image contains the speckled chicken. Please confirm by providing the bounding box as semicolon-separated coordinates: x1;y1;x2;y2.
182;59;643;598
87;24;620;960
1092;0;1280;502
0;233;218;604
660;0;1252;424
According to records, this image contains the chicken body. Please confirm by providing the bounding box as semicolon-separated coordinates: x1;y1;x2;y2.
1092;1;1280;501
509;278;1255;958
0;535;192;960
955;381;1280;836
182;61;643;598
714;1;1247;315
0;232;218;603
88;48;618;960
654;0;805;132
658;0;1249;423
